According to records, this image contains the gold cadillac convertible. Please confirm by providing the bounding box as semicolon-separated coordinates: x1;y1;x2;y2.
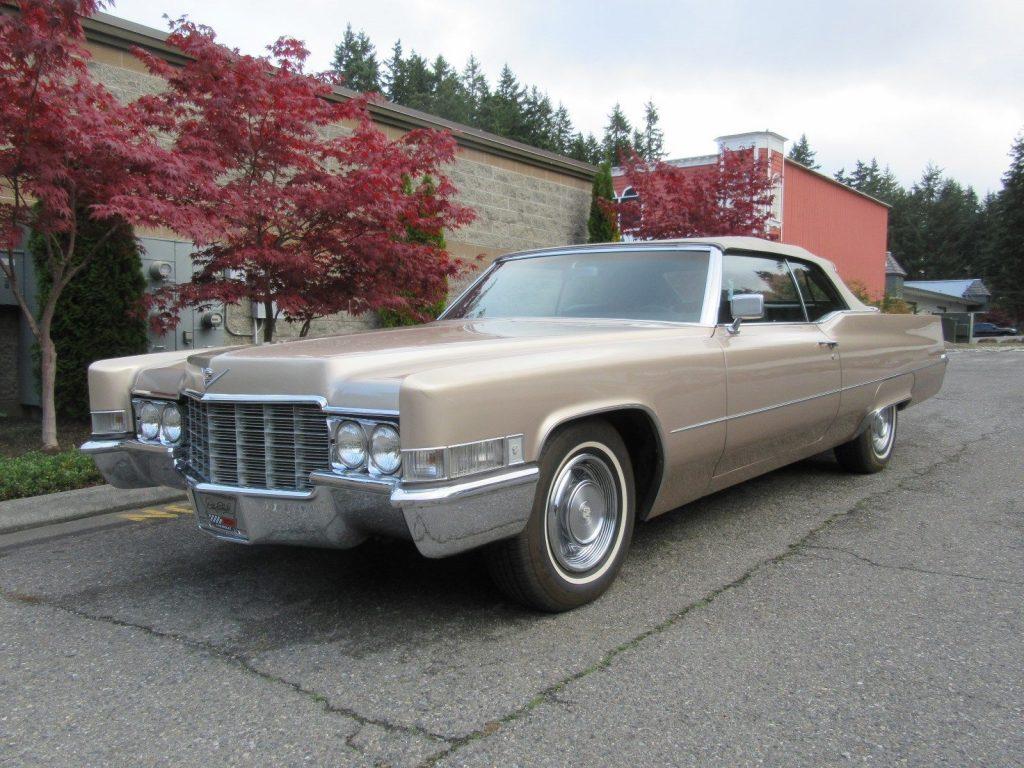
82;237;946;611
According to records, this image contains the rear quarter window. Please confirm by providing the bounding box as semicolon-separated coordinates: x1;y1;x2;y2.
788;260;848;320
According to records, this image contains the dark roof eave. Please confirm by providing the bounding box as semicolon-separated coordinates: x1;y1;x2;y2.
326;87;596;180
77;10;596;181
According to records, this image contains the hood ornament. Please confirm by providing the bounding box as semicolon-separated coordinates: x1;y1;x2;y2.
201;367;229;392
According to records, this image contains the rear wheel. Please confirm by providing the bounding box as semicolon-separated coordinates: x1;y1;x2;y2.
486;420;635;612
834;404;898;474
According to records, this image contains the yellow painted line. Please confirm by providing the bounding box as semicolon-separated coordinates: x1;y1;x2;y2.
118;503;194;523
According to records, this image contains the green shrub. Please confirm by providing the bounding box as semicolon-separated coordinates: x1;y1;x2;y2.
378;297;447;327
0;450;102;501
378;175;449;327
588;161;621;243
31;209;149;420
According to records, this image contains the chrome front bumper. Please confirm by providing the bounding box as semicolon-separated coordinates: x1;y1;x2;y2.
81;439;539;558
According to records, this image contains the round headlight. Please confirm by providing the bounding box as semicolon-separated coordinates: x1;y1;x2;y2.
370;424;401;475
334;421;366;469
138;401;162;441
160;403;182;444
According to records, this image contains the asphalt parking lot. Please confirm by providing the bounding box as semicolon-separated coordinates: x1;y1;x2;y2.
1;350;1021;767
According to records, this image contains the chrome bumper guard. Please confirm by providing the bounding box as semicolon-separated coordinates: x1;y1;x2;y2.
81;439;539;558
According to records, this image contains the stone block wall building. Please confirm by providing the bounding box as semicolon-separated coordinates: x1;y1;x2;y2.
0;9;595;409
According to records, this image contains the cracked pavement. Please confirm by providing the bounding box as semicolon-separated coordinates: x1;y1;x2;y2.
1;350;1021;767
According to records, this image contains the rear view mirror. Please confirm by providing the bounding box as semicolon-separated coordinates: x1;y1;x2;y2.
727;293;764;334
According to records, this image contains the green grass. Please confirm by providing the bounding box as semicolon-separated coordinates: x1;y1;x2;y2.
0;450;103;502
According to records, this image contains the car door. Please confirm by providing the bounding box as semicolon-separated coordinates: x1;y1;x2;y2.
713;253;841;479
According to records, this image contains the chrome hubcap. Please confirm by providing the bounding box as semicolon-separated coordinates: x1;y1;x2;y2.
870;406;896;456
546;452;619;573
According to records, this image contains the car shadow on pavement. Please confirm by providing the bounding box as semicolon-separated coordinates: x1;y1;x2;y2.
10;448;854;654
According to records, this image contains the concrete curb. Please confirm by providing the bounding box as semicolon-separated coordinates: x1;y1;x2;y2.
0;484;187;535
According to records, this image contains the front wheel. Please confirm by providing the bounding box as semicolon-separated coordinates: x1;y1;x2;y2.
834;404;898;474
485;420;635;612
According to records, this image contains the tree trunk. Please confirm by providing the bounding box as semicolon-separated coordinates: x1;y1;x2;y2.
38;332;60;453
263;300;275;343
299;317;312;337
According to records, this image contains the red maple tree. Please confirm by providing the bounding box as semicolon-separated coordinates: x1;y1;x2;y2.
617;147;778;240
134;20;475;342
0;0;170;450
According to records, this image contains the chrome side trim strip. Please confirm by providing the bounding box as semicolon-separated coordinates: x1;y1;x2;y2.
669;388;840;434
669;357;946;434
391;465;540;507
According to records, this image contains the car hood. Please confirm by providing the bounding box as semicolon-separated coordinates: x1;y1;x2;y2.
134;318;712;412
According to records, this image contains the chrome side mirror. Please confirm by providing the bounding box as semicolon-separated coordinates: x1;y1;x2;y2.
726;293;764;334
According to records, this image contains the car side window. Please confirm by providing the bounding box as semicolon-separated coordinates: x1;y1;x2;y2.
787;260;848;321
720;254;806;323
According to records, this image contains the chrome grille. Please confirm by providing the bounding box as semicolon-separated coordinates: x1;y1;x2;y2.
186;398;330;491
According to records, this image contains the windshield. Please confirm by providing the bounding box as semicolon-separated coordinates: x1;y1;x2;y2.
445;250;710;323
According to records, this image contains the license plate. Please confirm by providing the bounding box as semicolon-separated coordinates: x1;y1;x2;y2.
195;492;239;532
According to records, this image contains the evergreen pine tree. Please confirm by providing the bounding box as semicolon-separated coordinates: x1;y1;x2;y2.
988;134;1024;322
481;65;527;140
523;87;556;150
587;161;620;242
400;51;434;112
30;210;148;420
429;55;470;123
460;55;489;124
632;128;645;159
787;133;819;169
638;101;664;161
602;103;633;165
383;40;406;102
550;104;574;154
331;24;381;93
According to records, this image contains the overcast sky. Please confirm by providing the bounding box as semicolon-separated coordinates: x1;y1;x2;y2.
112;0;1022;195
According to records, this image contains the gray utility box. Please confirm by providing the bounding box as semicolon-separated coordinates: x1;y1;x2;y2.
139;237;229;353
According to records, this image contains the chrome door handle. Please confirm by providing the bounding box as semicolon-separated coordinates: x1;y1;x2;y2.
818;340;839;349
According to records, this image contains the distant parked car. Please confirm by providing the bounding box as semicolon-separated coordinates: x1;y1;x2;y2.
973;322;1019;337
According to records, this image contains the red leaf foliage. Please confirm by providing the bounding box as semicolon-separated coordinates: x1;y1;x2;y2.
129;20;476;339
617;147;778;241
0;0;168;265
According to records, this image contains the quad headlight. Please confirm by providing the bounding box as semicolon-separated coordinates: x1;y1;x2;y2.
370;424;401;475
333;420;368;470
330;419;402;476
160;404;182;444
133;399;183;445
138;401;162;441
